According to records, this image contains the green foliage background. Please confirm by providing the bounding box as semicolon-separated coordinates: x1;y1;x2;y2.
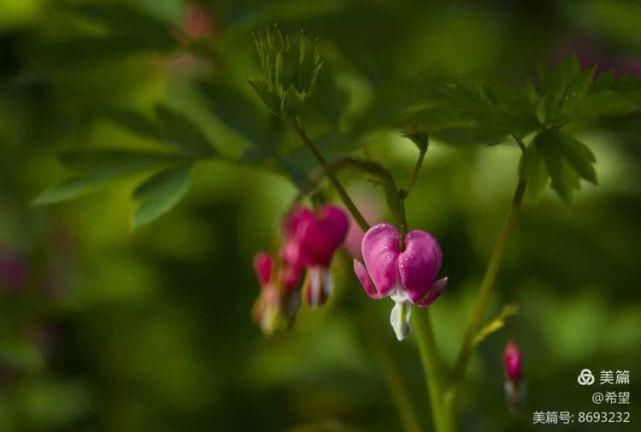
1;0;640;430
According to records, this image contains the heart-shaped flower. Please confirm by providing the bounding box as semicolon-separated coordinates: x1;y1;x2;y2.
282;205;349;308
353;223;447;340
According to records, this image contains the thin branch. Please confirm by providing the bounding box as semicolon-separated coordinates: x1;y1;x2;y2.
511;134;527;153
291;116;370;230
400;147;427;200
448;178;527;395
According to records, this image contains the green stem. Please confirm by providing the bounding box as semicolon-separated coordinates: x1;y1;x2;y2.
289;151;407;231
291;117;370;231
413;308;454;432
400;147;427;199
511;134;527;153
448;179;527;395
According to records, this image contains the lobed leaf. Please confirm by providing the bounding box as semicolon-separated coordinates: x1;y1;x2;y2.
34;151;187;206
533;129;594;205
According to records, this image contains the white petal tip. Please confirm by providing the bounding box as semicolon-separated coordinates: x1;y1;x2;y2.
390;300;411;341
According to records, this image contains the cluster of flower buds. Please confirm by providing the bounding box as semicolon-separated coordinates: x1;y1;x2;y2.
249;26;324;119
252;205;349;334
503;341;524;411
353;224;447;341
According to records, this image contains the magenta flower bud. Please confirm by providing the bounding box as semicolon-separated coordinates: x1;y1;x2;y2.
503;341;522;381
353;223;447;340
503;341;524;410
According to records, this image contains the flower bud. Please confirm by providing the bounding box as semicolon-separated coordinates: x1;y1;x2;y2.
503;341;522;381
249;26;323;118
503;341;525;410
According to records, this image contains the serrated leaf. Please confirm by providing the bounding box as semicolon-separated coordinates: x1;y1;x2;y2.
131;166;191;230
531;56;598;127
558;133;597;184
574;74;641;118
533;129;597;204
535;130;576;205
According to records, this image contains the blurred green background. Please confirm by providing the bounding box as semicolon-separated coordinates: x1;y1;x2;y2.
1;0;640;431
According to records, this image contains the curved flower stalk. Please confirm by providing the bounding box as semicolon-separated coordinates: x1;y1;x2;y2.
353;223;447;340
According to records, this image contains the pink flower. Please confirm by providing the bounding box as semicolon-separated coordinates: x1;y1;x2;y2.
282;205;349;309
353;223;447;340
251;252;301;335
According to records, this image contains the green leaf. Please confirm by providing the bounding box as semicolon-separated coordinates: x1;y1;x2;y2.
106;108;216;157
58;150;185;171
574;74;641;118
557;134;597;184
198;81;270;146
473;304;519;348
154;106;217;157
520;143;549;201
535;129;589;205
106;110;160;140
131;166;191;230
33;4;177;71
31;165;156;206
34;151;183;206
409;74;538;145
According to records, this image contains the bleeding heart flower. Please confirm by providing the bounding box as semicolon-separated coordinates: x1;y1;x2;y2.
353;223;447;340
251;252;301;335
282;205;349;309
